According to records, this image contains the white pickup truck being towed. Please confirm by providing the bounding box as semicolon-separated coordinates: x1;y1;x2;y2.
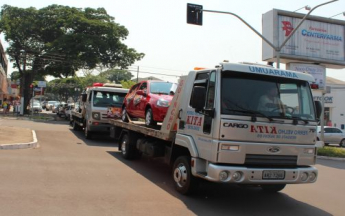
71;83;128;139
109;62;323;194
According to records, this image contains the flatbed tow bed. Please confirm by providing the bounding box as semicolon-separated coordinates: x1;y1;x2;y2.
108;119;174;141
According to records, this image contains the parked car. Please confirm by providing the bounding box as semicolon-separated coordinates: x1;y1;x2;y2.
41;101;47;109
64;103;75;120
121;80;177;126
46;101;58;111
53;102;67;114
317;126;345;147
51;102;60;113
29;102;43;113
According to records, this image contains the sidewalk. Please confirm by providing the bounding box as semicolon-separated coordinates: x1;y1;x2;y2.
0;126;38;149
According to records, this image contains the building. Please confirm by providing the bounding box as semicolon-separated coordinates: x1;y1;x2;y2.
132;76;163;82
0;39;9;104
312;77;345;129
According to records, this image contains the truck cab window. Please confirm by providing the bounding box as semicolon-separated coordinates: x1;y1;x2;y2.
205;72;216;109
203;71;216;134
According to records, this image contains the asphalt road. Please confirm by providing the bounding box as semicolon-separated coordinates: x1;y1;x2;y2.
0;118;344;216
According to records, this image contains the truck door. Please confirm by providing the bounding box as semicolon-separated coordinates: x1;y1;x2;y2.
182;71;216;161
85;90;93;120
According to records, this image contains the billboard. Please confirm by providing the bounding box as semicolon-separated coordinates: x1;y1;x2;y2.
287;63;326;90
262;9;345;69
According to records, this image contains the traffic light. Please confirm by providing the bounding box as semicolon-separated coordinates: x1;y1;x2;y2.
187;3;203;26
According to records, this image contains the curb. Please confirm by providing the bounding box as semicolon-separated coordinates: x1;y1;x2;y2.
316;156;345;161
0;130;39;150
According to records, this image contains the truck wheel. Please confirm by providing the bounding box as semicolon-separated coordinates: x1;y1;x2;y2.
145;108;157;126
84;123;93;139
72;120;80;131
172;156;198;195
120;134;136;159
121;107;129;122
261;184;286;192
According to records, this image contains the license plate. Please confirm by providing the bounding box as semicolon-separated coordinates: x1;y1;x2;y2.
262;170;285;180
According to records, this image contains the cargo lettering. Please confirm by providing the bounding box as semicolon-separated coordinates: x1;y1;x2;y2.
250;125;277;134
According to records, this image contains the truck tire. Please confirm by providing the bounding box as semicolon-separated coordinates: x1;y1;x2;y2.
260;184;286;192
72;120;80;131
172;156;198;195
120;133;136;160
84;122;93;139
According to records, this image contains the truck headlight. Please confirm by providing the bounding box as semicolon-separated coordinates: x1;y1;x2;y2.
221;144;239;151
303;148;314;154
309;172;317;182
92;112;100;120
157;98;169;107
301;172;308;182
219;171;229;182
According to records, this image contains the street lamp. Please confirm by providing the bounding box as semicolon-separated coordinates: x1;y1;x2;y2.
294;5;311;12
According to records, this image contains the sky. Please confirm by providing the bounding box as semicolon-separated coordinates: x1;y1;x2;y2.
0;0;345;83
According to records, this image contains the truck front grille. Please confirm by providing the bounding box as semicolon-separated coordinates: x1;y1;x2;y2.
245;154;297;167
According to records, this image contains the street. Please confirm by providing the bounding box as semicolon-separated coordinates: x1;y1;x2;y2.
0;118;344;216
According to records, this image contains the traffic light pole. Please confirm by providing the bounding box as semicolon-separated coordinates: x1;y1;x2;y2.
31;87;34;119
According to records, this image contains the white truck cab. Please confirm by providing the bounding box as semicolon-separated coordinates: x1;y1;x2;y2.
71;85;128;139
175;63;321;190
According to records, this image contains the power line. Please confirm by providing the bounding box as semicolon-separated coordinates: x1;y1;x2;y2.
130;65;185;73
127;69;180;77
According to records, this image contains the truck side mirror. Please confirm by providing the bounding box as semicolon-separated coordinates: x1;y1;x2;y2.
314;101;322;119
81;93;87;102
191;86;206;112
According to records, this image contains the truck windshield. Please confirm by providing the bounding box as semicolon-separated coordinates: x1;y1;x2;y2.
93;91;127;108
221;71;316;121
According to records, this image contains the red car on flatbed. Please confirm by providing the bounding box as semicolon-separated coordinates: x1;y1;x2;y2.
121;80;177;126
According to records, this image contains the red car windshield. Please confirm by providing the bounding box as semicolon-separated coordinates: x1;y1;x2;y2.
150;82;177;95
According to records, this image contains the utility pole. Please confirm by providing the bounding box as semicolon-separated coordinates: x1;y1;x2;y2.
137;66;139;83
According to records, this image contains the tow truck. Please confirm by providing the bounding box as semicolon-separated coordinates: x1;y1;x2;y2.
108;62;322;194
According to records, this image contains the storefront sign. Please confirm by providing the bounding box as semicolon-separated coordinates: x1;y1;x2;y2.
313;96;333;103
278;16;344;61
287;63;326;90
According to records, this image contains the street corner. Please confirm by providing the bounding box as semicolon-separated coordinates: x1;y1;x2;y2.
0;126;39;150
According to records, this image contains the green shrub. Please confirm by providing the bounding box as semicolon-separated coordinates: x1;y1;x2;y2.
317;147;345;158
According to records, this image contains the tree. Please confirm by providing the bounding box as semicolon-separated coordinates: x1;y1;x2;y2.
100;69;133;83
0;4;144;113
45;75;109;102
120;80;137;89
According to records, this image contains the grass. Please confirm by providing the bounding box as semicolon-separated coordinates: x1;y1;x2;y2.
30;115;54;121
317;147;345;158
